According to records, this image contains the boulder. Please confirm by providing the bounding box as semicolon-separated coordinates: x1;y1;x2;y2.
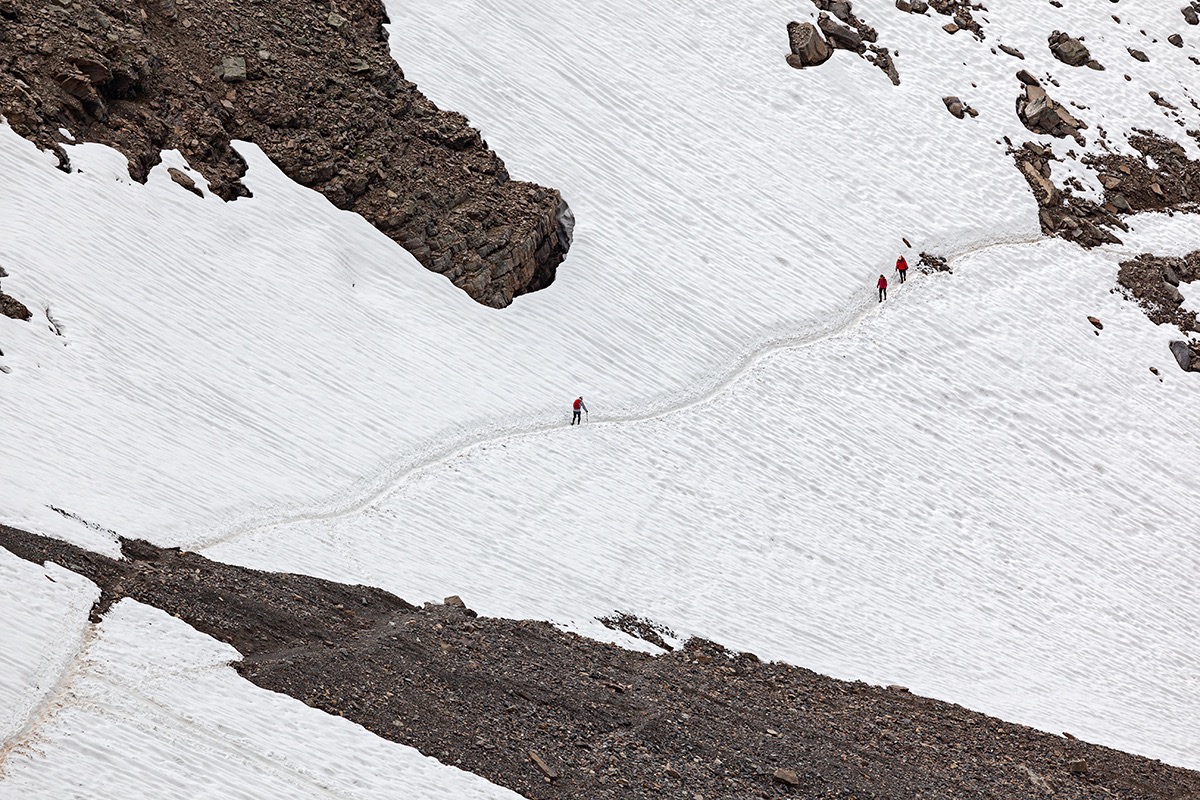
943;96;965;119
1169;33;1185;47
0;293;31;321
218;56;247;82
1169;340;1199;371
1187;6;1200;25
1016;69;1040;86
911;0;928;11
1087;316;1103;330
786;21;832;67
1164;281;1185;305
1017;82;1086;143
1048;31;1091;66
817;12;862;51
1129;48;1150;62
773;768;801;786
999;44;1025;59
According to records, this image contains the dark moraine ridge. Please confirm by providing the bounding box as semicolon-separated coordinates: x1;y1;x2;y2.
2;525;1198;800
0;0;571;307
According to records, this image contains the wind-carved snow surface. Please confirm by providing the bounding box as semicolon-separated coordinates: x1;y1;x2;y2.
0;599;526;800
2;0;1200;787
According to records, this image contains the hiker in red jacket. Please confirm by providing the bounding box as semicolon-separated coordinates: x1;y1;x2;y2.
896;255;909;283
877;274;888;303
571;396;588;425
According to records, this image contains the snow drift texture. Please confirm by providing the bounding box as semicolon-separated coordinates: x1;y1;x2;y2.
1;0;1199;789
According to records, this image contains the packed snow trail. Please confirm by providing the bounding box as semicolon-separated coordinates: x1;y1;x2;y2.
0;551;96;776
190;234;1048;552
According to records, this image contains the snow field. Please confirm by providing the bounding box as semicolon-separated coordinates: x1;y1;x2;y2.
0;598;526;800
0;0;1199;786
210;235;1200;768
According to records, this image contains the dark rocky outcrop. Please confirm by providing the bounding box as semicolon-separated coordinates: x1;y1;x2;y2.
3;523;1200;800
0;0;570;307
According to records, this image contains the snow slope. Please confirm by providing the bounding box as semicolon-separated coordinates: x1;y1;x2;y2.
0;597;525;799
2;0;1200;787
209;233;1200;768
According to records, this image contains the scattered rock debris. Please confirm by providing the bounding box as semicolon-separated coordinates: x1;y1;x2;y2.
1014;145;1122;246
1116;252;1200;334
3;525;1199;799
597;612;678;651
805;0;901;85
917;252;951;273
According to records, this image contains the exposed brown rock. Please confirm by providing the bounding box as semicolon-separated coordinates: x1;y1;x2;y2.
1169;339;1200;371
3;524;1199;800
1010;142;1123;247
1048;31;1092;67
927;0;984;39
0;0;571;307
167;166;202;197
1015;80;1088;145
810;0;901;84
1117;251;1200;334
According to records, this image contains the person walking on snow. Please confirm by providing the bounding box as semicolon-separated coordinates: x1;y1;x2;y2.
896;255;909;284
877;274;888;303
572;396;588;425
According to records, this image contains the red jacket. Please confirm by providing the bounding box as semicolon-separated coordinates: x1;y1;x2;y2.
877;276;888;289
896;257;908;272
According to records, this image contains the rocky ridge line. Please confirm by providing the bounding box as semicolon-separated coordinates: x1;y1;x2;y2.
0;0;571;307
